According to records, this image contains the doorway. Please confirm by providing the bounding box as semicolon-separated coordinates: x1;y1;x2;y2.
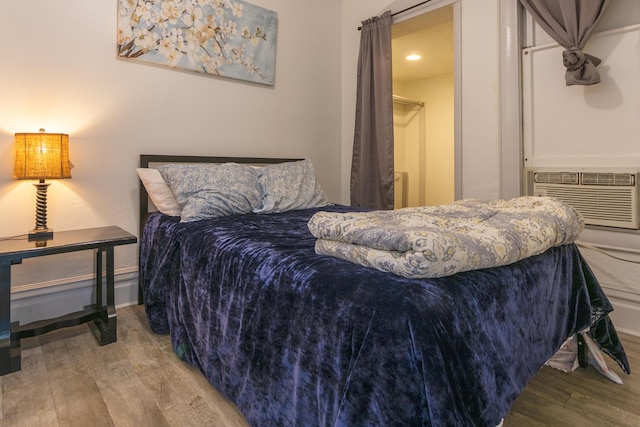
391;5;455;208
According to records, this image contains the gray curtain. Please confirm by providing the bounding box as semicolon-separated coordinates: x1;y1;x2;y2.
350;11;394;209
520;0;612;86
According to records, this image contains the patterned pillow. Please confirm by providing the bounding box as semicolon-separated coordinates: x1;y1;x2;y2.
157;163;262;222
254;159;329;213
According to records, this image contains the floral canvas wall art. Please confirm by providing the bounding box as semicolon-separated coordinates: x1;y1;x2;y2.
117;0;278;85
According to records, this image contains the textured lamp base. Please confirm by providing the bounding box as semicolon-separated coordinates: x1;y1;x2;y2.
29;180;53;242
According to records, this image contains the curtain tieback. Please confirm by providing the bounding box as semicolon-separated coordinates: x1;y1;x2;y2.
562;47;603;86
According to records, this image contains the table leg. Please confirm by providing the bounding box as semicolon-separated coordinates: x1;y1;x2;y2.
105;246;117;342
0;260;20;375
96;248;103;318
90;247;117;345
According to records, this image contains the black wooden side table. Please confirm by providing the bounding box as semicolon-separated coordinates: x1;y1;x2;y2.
0;226;137;375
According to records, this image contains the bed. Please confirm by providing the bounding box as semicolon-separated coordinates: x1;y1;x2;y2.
137;155;630;427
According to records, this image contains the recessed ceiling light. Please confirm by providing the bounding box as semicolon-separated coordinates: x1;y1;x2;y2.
406;54;421;61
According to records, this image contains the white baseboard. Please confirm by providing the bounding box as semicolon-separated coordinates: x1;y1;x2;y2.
600;282;640;337
10;268;139;326
607;298;640;338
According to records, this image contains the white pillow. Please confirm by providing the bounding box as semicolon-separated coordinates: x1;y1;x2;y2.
136;168;182;216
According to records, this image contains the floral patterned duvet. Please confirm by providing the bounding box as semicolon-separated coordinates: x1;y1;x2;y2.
307;196;585;279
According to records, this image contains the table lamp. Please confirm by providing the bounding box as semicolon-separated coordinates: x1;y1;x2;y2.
13;129;72;241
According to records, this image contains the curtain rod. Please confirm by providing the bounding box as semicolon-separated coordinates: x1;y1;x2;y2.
357;0;432;30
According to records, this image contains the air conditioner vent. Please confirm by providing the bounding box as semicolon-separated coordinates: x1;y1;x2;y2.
534;171;579;184
581;172;635;186
532;171;639;229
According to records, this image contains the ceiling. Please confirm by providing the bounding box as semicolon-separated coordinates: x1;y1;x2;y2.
392;6;454;83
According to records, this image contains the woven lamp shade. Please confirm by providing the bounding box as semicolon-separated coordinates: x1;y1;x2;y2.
13;132;72;180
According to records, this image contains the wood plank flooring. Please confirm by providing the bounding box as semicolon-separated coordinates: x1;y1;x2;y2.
504;329;640;427
1;304;638;426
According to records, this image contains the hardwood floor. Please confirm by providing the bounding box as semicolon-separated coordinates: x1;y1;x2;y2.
1;305;249;427
1;304;638;426
504;330;640;427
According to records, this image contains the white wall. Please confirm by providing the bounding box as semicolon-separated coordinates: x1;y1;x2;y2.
393;100;425;207
1;0;342;321
403;73;455;206
393;74;455;208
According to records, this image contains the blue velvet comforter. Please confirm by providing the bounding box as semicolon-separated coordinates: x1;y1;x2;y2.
139;205;629;427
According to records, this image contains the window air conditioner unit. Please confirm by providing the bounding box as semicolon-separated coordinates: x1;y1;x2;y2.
532;170;639;229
